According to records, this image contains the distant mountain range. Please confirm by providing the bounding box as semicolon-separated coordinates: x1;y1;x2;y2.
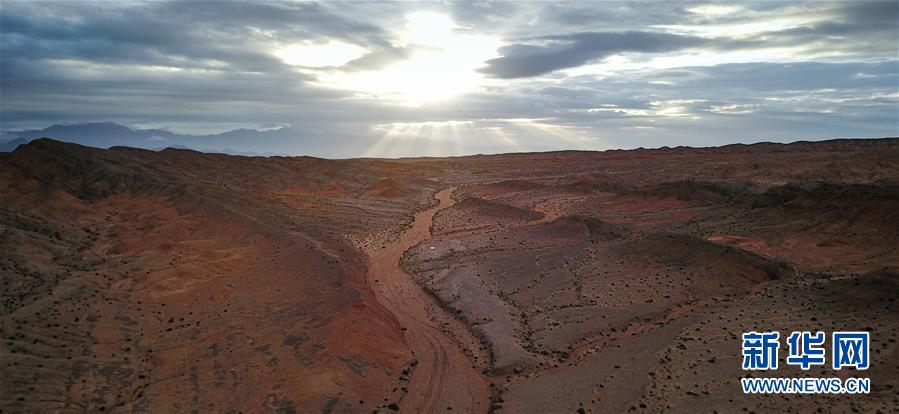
0;122;298;155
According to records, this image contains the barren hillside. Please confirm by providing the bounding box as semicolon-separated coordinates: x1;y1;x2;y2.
2;138;898;413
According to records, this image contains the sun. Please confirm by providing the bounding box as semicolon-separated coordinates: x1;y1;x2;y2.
315;12;500;106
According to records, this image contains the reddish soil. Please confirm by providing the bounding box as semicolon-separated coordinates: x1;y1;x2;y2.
366;187;489;412
0;139;445;413
402;139;899;413
2;137;898;413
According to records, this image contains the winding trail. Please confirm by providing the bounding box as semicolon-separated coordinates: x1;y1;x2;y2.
366;187;489;413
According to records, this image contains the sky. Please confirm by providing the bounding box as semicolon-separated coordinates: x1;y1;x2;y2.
1;0;897;157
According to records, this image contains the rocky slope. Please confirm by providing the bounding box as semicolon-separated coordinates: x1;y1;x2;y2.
2;137;897;413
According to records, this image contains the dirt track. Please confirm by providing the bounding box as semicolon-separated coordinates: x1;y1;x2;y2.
366;187;489;413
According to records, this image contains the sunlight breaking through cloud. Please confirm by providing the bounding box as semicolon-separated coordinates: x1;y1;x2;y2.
314;12;500;106
275;41;367;68
1;1;896;156
364;119;597;157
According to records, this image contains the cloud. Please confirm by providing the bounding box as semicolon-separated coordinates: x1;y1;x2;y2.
480;0;899;80
0;0;896;156
643;61;899;92
343;46;414;72
0;1;389;72
481;31;707;78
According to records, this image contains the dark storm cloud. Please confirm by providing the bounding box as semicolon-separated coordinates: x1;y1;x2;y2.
481;31;707;78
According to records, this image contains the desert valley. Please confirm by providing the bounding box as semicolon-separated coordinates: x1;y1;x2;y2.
1;137;897;413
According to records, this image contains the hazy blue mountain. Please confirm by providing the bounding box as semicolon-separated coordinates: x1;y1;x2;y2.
4;122;294;155
0;138;28;152
190;127;298;154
